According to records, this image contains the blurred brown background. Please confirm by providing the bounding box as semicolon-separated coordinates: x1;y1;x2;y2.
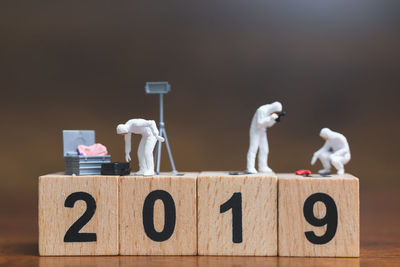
0;0;399;226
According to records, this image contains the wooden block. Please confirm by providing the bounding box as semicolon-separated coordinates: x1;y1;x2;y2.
278;173;360;257
119;172;197;255
38;173;119;256
197;171;278;256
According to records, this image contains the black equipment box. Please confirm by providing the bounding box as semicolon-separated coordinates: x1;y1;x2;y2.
101;162;131;176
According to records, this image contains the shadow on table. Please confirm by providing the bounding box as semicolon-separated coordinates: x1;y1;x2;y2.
39;256;121;267
0;241;360;267
196;256;360;267
0;241;361;267
37;255;360;267
0;241;38;256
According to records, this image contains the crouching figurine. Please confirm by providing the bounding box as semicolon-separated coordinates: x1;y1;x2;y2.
311;128;351;175
116;119;164;176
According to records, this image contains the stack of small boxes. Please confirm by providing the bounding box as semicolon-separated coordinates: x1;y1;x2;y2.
63;130;111;175
38;171;359;257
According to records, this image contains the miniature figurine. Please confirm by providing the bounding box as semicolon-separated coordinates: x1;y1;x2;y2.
116;119;164;176
145;82;178;174
311;128;351;175
245;101;284;174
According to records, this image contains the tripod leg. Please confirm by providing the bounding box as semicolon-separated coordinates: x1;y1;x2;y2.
162;128;178;174
156;128;163;175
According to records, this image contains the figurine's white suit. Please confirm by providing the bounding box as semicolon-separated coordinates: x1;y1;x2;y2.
246;102;282;174
117;119;164;176
311;128;351;175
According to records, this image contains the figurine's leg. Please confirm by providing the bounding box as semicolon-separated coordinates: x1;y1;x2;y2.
246;130;260;174
258;132;272;173
318;151;332;172
143;136;157;176
331;154;350;175
136;136;145;175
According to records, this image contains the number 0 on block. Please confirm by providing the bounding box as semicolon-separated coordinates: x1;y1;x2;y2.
119;173;197;255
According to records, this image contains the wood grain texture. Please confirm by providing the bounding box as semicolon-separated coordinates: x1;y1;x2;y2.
38;173;119;256
119;172;197;255
197;171;277;256
278;173;359;257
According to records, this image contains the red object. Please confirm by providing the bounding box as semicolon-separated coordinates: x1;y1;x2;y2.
295;169;312;176
78;143;108;156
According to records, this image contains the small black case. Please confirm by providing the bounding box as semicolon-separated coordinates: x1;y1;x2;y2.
101;162;131;175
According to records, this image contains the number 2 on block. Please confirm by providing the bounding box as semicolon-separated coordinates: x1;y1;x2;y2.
64;192;97;242
220;192;243;243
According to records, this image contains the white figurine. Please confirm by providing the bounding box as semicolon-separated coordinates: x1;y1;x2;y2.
246;101;283;174
311;128;351;175
116;119;164;176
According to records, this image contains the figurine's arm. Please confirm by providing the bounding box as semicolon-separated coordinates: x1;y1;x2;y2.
317;141;330;155
256;112;279;128
311;141;329;165
124;133;132;162
148;120;165;142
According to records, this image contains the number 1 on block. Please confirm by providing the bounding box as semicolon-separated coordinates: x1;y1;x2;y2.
220;192;242;243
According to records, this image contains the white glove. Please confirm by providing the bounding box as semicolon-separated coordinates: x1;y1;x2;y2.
311;154;318;165
156;136;165;142
125;153;131;162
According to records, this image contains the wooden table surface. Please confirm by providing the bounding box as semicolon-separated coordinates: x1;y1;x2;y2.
0;188;399;267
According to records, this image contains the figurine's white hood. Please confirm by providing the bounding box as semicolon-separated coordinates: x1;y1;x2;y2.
320;128;338;140
268;101;282;114
116;124;129;134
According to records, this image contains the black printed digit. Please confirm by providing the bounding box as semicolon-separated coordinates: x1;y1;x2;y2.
220;192;242;243
303;192;338;245
64;192;97;242
142;190;176;242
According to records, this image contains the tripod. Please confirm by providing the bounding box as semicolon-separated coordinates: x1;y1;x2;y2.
154;93;178;174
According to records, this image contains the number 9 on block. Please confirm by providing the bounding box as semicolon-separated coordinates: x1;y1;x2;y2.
278;173;359;257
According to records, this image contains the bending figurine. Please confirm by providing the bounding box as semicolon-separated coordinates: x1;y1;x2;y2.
311;128;351;175
246;101;283;174
116;119;164;176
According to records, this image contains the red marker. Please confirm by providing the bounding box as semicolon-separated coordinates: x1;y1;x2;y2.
295;169;312;177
